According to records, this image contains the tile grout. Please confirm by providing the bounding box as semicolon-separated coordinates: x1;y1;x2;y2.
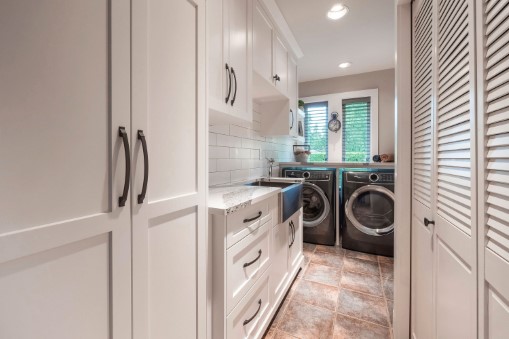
267;246;394;339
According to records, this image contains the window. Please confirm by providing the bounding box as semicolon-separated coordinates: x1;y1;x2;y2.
302;89;378;162
342;97;371;162
304;102;328;161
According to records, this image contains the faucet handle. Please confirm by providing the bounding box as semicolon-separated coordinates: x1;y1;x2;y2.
266;157;275;164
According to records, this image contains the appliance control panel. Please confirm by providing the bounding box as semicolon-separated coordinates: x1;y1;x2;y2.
376;173;394;183
284;170;333;181
346;171;394;184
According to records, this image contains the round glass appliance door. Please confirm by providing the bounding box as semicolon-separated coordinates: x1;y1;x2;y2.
345;185;395;236
302;182;330;228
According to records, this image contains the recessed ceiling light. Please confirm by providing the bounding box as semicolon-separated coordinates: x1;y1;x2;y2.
327;3;349;20
339;62;352;69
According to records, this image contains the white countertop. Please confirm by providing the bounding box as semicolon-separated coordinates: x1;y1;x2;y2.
208;185;281;216
278;162;395;168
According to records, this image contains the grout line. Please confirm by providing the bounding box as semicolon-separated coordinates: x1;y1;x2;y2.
379;259;393;335
334;311;392;330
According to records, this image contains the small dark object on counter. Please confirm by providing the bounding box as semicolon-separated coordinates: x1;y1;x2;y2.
373;155;382;162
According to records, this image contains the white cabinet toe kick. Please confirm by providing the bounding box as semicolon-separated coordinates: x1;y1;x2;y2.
209;194;304;339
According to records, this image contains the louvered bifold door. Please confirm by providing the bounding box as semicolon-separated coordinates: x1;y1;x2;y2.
477;1;509;337
434;0;477;337
410;0;435;338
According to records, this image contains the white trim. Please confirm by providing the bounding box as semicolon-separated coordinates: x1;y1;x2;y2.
394;2;412;339
302;89;379;162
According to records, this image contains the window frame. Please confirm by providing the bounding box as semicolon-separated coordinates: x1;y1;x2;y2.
301;89;379;162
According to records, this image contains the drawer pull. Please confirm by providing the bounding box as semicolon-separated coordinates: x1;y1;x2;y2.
243;299;262;326
243;250;262;268
243;211;262;223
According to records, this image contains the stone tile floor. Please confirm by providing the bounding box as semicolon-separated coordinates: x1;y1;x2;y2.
263;243;394;339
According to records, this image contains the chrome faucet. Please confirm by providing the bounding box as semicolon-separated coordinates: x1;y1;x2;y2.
266;157;275;178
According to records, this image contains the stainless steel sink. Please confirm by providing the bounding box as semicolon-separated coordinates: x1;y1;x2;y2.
247;178;303;222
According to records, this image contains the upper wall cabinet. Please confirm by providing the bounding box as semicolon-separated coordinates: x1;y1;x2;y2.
253;1;290;100
208;0;252;124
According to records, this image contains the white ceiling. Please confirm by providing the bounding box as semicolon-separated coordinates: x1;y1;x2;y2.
275;0;396;82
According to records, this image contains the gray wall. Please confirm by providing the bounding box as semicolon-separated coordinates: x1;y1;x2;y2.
299;68;395;154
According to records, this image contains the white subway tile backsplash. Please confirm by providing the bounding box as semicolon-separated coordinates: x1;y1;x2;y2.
217;159;243;171
209;108;296;186
209;133;217;146
216;134;241;148
230;147;251;159
209;125;229;135
250;149;260;159
231;169;250;183
210;171;230;186
209;159;217;173
209;146;230;159
230;125;250;138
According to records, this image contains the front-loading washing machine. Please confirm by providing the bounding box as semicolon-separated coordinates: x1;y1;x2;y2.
341;169;395;256
282;168;336;245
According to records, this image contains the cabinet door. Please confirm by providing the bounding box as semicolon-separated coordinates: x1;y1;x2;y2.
274;35;288;95
270;221;289;303
0;1;131;338
131;0;207;338
288;209;303;272
434;0;477;337
207;0;229;111
228;0;250;120
410;1;435;338
477;0;509;337
253;1;273;83
288;57;298;137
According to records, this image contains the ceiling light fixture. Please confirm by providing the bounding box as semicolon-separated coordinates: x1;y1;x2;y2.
327;3;349;20
339;62;352;69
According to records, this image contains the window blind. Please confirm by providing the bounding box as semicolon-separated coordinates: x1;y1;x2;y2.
304;102;328;161
342;97;371;162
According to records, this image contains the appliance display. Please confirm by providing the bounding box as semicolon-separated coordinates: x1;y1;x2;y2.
341;169;395;256
282;168;336;245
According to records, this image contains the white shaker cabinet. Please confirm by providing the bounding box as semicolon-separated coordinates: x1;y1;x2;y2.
252;0;290;100
0;1;131;338
0;0;207;338
270;209;303;304
208;0;252;124
131;0;207;338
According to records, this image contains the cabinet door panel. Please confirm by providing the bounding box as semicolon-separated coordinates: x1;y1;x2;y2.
228;0;249;118
270;221;289;302
253;2;273;82
131;0;207;338
288;57;298;137
207;0;228;110
434;0;477;337
477;0;509;337
0;1;131;338
274;36;288;95
411;0;435;337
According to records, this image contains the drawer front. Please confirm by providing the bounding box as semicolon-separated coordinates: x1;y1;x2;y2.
227;268;271;339
227;200;270;248
227;222;270;313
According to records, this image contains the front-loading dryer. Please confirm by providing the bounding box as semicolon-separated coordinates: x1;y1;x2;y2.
282;168;336;245
341;169;395;256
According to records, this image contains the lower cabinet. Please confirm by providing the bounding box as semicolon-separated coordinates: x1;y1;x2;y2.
270;209;303;305
209;195;303;339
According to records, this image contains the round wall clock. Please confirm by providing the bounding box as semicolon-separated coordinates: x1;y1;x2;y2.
328;112;341;133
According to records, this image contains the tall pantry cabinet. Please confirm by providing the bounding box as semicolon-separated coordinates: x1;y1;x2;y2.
0;0;207;338
411;0;509;338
